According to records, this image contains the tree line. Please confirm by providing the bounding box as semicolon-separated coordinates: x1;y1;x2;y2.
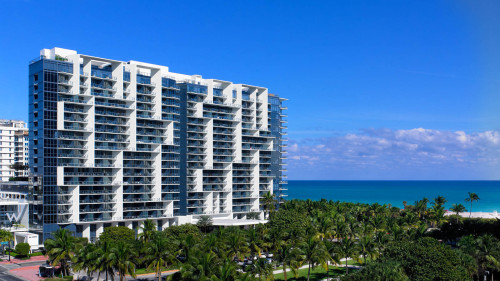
42;193;500;281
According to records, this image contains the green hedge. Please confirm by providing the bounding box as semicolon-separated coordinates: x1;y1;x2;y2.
15;243;30;257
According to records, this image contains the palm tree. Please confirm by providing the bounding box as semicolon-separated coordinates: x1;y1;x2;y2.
0;230;14;261
204;233;223;256
180;234;197;262
413;198;429;221
429;204;447;228
301;235;329;281
476;234;498;278
138;219;156;243
111;241;137;281
236;272;257;281
262;191;276;219
144;234;178;281
337;237;358;275
450;203;467;223
273;239;302;281
251;258;274;281
456;247;478;280
486;255;500;281
197;215;213;234
369;215;386;234
179;250;217;280
96;240;116;281
247;228;263;259
465;192;480;218
358;235;377;264
73;242;99;280
211;258;238;281
226;230;249;261
44;229;77;277
315;215;333;241
324;240;341;281
432;195;447;207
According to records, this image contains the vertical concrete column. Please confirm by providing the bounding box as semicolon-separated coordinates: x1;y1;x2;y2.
82;224;90;240
96;223;104;238
125;221;133;229
162;220;169;230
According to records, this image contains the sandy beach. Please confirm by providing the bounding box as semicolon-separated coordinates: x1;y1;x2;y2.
445;211;500;219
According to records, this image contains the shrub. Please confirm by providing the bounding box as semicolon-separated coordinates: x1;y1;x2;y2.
380;237;472;281
246;212;260;220
15;243;30;257
342;261;409;281
99;226;135;243
163;224;201;240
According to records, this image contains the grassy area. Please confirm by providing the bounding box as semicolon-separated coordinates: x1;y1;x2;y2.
45;276;73;281
133;266;176;275
274;265;360;281
274;259;361;271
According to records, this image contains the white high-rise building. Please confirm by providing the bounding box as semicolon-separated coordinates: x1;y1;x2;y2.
0;120;29;182
29;48;287;241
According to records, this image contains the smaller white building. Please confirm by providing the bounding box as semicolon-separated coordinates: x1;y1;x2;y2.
14;232;40;251
0;120;29;182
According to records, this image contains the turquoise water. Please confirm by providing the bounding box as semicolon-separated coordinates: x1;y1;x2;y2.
287;181;500;212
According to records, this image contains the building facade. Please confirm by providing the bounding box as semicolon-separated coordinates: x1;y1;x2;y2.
0;181;30;231
29;47;287;241
0;120;29;182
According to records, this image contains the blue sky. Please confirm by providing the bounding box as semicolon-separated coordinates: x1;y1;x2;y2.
1;1;499;179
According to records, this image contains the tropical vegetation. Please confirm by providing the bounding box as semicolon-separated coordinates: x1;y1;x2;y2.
40;192;500;281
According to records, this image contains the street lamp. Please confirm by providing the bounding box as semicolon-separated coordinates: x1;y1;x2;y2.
8;239;11;261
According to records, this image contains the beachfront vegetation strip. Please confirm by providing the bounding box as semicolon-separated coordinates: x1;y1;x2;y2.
42;196;500;281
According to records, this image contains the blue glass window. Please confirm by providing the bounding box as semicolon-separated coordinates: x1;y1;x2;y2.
242;91;250;101
137;74;151;84
187;84;207;94
213;88;223;97
162;78;178;88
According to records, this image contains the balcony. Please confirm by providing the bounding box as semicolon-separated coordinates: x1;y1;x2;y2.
95;101;131;109
80;208;116;213
80;198;116;204
80;216;113;222
91;70;116;81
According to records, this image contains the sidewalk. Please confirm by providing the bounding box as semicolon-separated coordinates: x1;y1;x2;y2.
0;255;48;265
272;258;354;275
9;265;41;281
73;269;180;281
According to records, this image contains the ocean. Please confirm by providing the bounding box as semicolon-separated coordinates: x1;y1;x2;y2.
286;181;500;212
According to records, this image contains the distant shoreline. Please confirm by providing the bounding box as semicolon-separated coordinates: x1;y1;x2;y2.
445;211;500;219
286;180;500;212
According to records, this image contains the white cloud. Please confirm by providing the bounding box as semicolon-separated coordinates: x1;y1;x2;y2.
287;128;500;179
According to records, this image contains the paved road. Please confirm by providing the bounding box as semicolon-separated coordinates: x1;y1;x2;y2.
0;265;25;281
0;260;47;281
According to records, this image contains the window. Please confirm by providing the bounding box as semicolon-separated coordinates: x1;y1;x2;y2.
34;74;38;81
232;90;237;99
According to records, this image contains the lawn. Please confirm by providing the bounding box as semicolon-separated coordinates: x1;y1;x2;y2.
133;266;177;275
274;259;361;271
274;265;360;281
44;276;73;281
